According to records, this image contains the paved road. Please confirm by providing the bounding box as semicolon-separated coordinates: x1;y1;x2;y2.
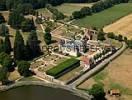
68;42;127;88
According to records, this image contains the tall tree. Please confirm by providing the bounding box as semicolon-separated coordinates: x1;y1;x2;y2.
44;27;52;45
0;39;4;53
0;52;8;64
21;18;36;32
0;24;9;36
16;3;34;15
0;67;8;85
14;30;25;60
0;0;6;11
8;10;25;29
27;30;41;58
0;13;5;24
3;55;14;72
3;35;12;54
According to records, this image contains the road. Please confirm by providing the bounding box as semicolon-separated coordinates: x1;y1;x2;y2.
68;42;127;88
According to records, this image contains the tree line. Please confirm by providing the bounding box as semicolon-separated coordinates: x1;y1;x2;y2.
72;0;129;19
0;0;100;11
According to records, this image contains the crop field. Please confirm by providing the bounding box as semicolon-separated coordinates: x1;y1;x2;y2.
55;3;94;16
72;3;132;28
104;14;132;39
78;49;132;100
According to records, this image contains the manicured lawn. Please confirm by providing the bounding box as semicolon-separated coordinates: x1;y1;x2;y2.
55;3;93;16
46;58;80;78
72;3;132;28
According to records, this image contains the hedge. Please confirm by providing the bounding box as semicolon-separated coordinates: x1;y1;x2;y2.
46;58;80;78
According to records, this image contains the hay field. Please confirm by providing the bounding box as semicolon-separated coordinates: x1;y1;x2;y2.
104;14;132;39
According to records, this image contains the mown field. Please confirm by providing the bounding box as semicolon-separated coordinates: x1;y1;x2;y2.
104;14;132;39
78;49;132;100
55;3;94;16
72;3;132;28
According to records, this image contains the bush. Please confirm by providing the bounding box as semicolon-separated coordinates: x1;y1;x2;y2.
46;58;80;78
107;32;115;39
88;84;106;100
18;61;31;77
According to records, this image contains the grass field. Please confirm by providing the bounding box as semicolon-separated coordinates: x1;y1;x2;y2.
72;3;132;28
78;49;132;99
55;3;93;16
36;8;53;18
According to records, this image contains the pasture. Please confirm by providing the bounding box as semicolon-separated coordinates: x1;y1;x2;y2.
72;3;132;28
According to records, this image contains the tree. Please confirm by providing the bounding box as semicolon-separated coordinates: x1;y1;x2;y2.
14;30;25;60
16;3;34;15
107;32;115;39
117;34;123;41
17;61;31;77
3;55;14;72
97;31;106;41
3;35;12;54
27;30;41;58
21;18;36;32
0;52;8;64
89;84;106;100
80;7;92;16
0;67;8;85
0;0;6;11
44;27;52;45
124;36;128;43
0;13;5;24
0;39;4;53
72;11;83;19
0;24;9;36
127;39;132;49
8;10;25;29
6;0;22;10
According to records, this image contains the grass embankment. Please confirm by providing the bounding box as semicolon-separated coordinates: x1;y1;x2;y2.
72;3;132;28
46;58;80;78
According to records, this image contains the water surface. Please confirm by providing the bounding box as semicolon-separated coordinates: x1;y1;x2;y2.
0;85;86;100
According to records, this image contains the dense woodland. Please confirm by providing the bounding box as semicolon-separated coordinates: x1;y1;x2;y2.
0;0;99;10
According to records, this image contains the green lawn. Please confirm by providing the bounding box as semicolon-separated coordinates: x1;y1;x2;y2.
72;3;132;28
55;3;93;16
46;58;80;78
